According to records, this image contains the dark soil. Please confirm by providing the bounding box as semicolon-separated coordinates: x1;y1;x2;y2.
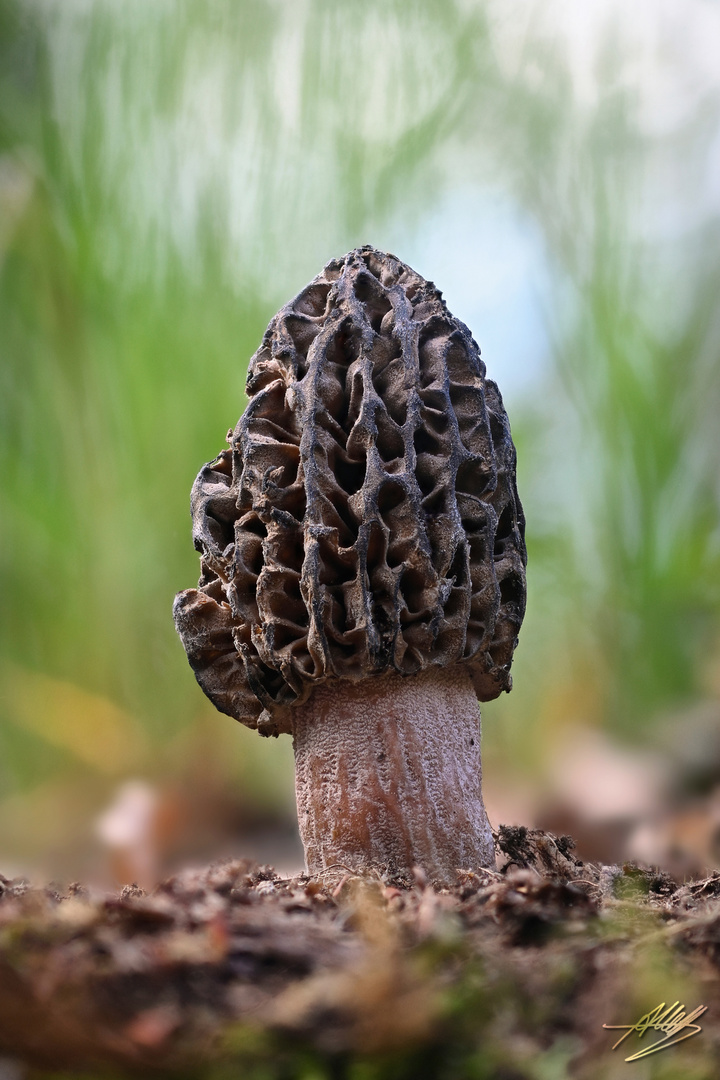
1;828;719;1079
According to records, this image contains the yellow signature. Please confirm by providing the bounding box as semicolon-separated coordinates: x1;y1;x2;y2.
603;1001;707;1061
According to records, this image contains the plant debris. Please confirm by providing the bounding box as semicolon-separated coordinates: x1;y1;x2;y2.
1;832;719;1078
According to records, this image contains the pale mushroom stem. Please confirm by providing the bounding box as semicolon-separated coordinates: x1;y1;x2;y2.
291;666;495;882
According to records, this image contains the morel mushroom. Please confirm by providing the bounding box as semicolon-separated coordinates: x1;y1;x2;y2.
174;246;527;882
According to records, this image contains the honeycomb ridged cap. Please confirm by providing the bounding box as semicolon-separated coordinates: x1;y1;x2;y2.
173;246;527;736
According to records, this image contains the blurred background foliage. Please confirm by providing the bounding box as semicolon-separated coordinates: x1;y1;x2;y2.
1;0;720;883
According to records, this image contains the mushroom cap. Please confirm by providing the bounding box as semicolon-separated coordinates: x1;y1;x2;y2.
173;246;527;736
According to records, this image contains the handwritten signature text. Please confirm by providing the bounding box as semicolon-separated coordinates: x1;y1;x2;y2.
603;1000;707;1061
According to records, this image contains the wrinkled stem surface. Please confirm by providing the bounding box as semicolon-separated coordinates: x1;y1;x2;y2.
292;666;495;882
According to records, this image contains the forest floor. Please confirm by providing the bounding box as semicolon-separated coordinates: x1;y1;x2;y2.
1;828;720;1080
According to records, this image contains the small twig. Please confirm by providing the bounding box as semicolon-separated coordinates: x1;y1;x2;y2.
315;863;362;877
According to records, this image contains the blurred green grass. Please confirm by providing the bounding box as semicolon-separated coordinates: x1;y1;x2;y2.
1;0;719;878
